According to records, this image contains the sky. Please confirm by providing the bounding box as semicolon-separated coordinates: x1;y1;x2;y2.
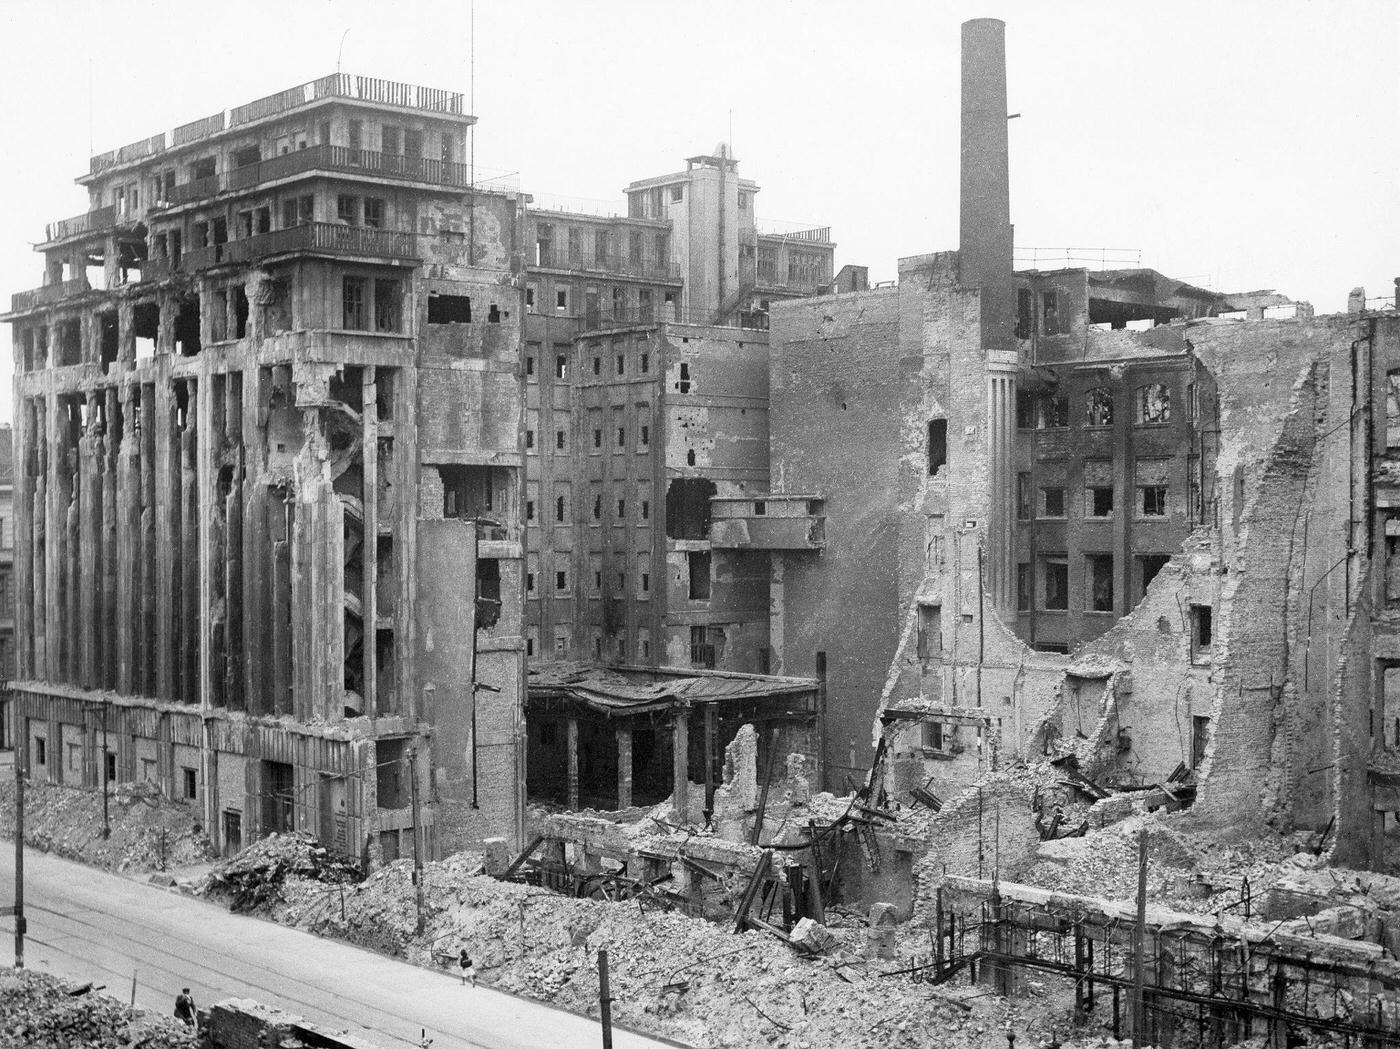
0;0;1396;420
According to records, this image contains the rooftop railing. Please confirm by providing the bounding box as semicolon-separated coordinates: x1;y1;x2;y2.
90;74;465;174
754;222;831;243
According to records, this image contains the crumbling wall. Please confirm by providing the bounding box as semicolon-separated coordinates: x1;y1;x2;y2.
1196;357;1328;831
769;286;904;789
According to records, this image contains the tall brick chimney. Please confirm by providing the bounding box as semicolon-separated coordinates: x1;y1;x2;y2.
960;17;1018;614
959;16;1014;349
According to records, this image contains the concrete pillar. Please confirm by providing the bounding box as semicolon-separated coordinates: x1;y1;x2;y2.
567;717;579;810
987;360;1017;612
673;711;690;822
616;726;632;809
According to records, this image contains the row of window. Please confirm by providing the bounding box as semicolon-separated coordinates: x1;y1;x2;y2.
1016;474;1186;520
525;282;677;320
525;626;655;664
525;494;653;524
526;563;655;598
1015;553;1171;614
524;341;654;381
534;225;669;270
524;421;652;454
526;550;711;602
1017;383;1195;430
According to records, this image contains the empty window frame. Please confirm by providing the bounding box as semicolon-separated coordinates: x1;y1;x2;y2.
1086;554;1114;613
342;277;368;329
1135;383;1172;424
688;551;711;600
1190;604;1213;663
1040;486;1066;518
1137;554;1171;600
1085;387;1114;427
927;419;947;475
1042;555;1069;611
1016;563;1032;613
1038;395;1069;429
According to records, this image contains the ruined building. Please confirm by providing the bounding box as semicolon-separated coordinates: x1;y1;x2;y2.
2;75;528;861
521;149;838;673
746;17;1400;873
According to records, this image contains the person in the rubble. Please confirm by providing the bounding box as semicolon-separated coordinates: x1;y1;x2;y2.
174;987;196;1028
458;949;476;987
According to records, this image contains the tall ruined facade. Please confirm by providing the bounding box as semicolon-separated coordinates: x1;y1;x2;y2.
3;76;527;861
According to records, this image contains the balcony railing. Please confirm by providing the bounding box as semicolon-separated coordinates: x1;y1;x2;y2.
10;277;92;313
169;222;418;273
535;249;676;280
155;144;478;210
44;205;117;243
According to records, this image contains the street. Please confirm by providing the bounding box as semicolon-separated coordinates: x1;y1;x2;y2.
0;846;678;1049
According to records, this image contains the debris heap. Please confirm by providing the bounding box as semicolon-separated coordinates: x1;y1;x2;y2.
200;831;363;913
0;778;213;873
0;969;193;1049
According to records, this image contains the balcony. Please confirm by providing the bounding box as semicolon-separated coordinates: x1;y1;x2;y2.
158;144;478;209
534;248;677;281
10;277;92;313
44;205;117;244
709;495;826;551
169;222;418;273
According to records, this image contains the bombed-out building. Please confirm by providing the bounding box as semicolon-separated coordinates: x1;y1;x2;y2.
521;149;837;672
717;16;1400;878
3;75;528;861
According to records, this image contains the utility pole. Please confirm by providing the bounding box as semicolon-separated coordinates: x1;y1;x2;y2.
100;701;110;839
14;729;25;969
597;948;614;1049
408;745;424;934
1132;832;1148;1045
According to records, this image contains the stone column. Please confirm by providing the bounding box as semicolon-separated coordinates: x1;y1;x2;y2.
616;726;632;809
566;717;579;810
672;711;690;822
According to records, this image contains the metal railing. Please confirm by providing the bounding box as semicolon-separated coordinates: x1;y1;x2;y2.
1013;247;1143;271
755;222;831;243
10;277;92;313
169;222;418;273
156;144;479;210
44;205;117;243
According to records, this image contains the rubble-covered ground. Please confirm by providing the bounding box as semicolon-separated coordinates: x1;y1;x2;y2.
194;846;1086;1049
0;968;194;1048
0;778;214;873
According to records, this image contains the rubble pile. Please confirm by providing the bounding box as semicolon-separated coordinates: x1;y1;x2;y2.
256;853;1066;1049
0;779;213;873
0;969;194;1049
200;831;363;913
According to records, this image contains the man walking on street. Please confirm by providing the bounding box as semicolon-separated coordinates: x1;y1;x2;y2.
174;987;196;1028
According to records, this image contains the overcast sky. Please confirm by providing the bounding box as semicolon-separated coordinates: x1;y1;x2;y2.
1;0;1396;420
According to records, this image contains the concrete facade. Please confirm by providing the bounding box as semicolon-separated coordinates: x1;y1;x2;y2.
3;74;527;860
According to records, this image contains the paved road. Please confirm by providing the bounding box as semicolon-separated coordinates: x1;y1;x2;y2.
0;846;677;1049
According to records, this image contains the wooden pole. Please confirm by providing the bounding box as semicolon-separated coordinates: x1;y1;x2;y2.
598;948;614;1049
130;969;137;1006
409;745;424;934
1132;831;1148;1044
14;737;24;969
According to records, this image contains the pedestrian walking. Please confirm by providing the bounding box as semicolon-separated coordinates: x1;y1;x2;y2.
174;987;196;1028
458;949;476;987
